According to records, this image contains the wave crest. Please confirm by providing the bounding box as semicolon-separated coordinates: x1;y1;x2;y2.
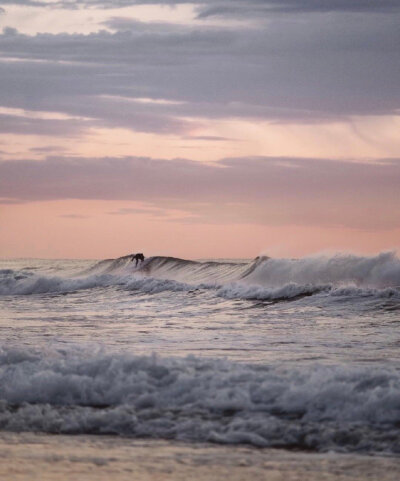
244;251;400;289
1;252;399;301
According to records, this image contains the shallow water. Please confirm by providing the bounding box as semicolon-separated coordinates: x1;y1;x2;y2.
0;253;399;454
1;433;400;481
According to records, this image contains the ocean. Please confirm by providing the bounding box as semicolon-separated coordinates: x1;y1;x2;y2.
0;252;399;467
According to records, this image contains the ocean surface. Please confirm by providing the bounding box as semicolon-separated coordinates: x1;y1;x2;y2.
0;252;399;455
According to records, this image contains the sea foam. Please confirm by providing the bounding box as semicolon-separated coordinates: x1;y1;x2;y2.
0;346;399;453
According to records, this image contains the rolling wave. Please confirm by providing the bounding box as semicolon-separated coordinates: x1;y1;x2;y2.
0;252;399;302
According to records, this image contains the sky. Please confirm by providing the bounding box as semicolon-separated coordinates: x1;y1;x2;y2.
0;0;399;259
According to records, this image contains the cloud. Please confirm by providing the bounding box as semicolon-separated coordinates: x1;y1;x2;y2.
185;135;235;142
107;207;168;217
1;155;399;230
194;0;400;19
0;112;94;136
2;0;400;15
0;1;398;157
0;7;398;139
102;17;188;33
30;145;68;152
0;1;50;7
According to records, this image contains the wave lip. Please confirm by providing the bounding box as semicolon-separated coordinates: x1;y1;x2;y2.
0;346;399;454
141;256;251;284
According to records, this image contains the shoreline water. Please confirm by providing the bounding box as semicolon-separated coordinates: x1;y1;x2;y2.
1;432;399;481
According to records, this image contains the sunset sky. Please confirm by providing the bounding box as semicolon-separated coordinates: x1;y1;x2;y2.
0;0;399;259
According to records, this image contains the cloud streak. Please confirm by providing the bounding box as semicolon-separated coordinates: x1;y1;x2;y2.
1;155;399;230
194;0;400;18
2;1;400;15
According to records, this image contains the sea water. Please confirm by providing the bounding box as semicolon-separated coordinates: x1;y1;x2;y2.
0;252;399;454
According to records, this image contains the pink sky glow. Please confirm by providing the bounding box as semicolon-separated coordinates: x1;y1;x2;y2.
0;1;399;259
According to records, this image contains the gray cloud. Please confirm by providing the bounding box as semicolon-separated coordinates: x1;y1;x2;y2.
0;113;94;136
194;0;400;18
2;0;400;15
0;1;52;6
1;155;399;230
185;135;235;142
30;145;68;152
0;1;399;138
0;10;398;137
107;207;168;217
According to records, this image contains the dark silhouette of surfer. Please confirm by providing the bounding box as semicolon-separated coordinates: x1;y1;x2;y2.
132;253;145;267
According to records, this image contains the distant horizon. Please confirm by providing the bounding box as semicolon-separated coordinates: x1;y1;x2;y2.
1;248;399;262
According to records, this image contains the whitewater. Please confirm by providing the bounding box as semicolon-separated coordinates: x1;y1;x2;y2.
0;252;399;456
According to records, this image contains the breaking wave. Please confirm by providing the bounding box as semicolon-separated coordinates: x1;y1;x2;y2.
0;252;399;302
0;345;399;454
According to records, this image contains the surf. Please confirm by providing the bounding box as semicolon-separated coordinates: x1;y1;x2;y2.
0;252;399;302
0;344;399;453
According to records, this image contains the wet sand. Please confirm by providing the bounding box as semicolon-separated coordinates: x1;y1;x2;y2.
0;432;399;481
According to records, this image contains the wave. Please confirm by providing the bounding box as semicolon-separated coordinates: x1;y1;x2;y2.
0;269;128;296
217;283;400;302
140;256;252;284
216;282;328;301
0;254;248;296
142;252;400;301
1;252;399;302
0;269;195;296
0;345;399;453
243;252;400;289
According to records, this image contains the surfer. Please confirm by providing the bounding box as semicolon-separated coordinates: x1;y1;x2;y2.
132;253;145;267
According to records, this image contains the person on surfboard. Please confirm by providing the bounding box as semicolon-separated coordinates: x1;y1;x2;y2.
132;253;145;267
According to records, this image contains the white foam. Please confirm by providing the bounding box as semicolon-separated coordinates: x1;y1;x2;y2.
0;346;399;453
